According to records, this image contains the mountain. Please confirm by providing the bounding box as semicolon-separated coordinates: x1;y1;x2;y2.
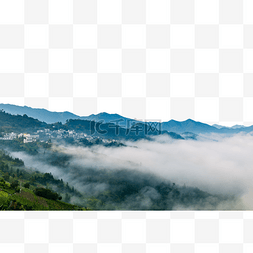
212;124;224;129
65;119;184;141
231;125;246;129
161;119;219;134
0;103;252;135
0;109;47;132
0;104;81;124
213;124;246;130
0;110;184;141
0;104;132;125
84;112;129;124
181;132;198;140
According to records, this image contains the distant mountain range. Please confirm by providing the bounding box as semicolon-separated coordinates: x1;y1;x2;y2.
0;103;126;124
212;124;245;129
0;103;252;135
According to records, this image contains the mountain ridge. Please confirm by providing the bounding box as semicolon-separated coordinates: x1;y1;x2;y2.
0;103;251;135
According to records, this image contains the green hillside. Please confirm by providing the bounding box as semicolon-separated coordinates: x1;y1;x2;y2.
0;181;83;210
0;150;85;211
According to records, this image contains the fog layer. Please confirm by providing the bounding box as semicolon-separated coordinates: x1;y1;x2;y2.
11;133;253;209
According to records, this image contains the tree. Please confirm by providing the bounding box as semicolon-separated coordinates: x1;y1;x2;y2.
10;180;20;192
11;180;19;189
64;193;70;203
24;182;30;189
34;187;62;201
3;172;9;182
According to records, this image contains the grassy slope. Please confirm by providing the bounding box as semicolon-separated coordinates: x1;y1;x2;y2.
0;149;86;211
0;180;85;211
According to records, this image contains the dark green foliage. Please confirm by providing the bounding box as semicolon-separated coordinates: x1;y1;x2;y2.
0;139;52;156
10;180;19;189
3;172;10;182
24;182;30;189
0;149;24;166
78;137;126;148
0;178;16;195
0;150;84;210
47;153;71;167
34;188;61;201
0;110;47;133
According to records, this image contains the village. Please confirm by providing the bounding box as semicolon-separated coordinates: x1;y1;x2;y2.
0;129;86;143
0;128;116;146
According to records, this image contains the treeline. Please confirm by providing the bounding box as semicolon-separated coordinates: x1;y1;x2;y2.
32;172;81;197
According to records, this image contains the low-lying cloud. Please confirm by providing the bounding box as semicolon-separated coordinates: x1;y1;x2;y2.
11;132;253;209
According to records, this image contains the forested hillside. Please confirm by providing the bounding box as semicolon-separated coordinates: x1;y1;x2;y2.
0;110;47;133
0;150;84;210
